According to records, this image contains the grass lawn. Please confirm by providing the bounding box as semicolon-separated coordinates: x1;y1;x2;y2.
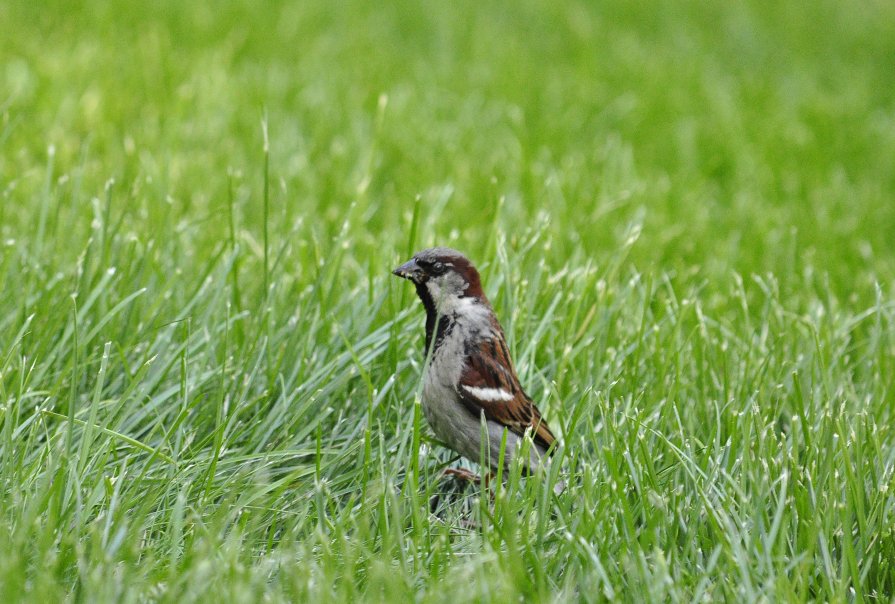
2;0;894;601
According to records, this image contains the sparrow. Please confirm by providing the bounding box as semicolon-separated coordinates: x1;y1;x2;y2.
393;247;557;476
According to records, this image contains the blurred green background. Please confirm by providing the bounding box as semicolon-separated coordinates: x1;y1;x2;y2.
4;0;894;292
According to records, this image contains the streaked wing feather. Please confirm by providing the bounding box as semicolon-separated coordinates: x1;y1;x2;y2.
456;331;556;451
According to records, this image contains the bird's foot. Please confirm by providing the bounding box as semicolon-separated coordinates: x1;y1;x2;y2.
442;467;480;482
442;467;493;485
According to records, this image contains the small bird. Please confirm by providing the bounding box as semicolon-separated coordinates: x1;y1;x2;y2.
393;247;557;477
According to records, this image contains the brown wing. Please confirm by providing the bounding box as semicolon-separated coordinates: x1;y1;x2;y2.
456;329;556;452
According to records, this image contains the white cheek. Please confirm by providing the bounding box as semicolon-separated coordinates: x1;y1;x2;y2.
427;274;477;315
425;280;442;300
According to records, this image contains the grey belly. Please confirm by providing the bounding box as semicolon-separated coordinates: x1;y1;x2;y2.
422;382;547;472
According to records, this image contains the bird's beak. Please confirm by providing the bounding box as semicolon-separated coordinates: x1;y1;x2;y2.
392;258;422;281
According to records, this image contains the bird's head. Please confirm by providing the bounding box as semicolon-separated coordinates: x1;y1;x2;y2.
392;247;486;313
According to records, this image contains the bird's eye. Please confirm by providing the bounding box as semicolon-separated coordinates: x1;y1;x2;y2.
432;261;445;274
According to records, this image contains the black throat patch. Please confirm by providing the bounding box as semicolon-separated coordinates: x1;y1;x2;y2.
414;282;453;356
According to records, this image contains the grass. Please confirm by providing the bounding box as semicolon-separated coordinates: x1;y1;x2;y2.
1;0;894;600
